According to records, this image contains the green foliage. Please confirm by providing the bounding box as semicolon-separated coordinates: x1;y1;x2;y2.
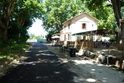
0;43;30;61
0;0;44;61
82;0;115;29
82;0;105;10
121;7;124;18
42;0;116;34
42;0;87;34
0;0;43;43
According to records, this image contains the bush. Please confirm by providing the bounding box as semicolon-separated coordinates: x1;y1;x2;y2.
0;42;30;62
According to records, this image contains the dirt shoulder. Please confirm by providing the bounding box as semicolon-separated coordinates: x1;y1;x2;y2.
46;43;124;83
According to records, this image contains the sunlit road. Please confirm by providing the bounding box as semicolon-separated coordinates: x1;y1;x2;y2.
0;42;77;83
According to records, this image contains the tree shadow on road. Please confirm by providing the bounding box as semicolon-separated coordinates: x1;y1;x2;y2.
0;43;78;83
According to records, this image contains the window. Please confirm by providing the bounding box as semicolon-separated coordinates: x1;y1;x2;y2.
82;23;86;29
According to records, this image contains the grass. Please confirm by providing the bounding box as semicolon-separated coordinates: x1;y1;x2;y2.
0;42;30;77
0;43;30;64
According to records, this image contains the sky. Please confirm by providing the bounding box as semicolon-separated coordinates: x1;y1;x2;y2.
27;19;47;36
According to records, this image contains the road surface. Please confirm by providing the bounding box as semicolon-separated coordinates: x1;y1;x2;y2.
0;42;77;83
0;42;124;83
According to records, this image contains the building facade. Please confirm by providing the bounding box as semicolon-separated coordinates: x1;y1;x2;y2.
60;13;98;41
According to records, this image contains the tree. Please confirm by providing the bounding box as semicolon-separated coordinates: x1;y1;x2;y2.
0;0;16;41
42;0;115;36
82;0;115;29
42;0;88;35
82;0;124;49
0;0;43;43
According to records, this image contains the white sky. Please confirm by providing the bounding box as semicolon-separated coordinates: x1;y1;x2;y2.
28;19;47;36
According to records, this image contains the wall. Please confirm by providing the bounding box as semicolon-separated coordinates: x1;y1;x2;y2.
70;16;97;34
60;15;97;41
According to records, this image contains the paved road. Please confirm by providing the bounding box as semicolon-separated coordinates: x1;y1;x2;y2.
0;42;77;83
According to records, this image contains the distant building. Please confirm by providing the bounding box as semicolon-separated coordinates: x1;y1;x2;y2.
60;13;98;41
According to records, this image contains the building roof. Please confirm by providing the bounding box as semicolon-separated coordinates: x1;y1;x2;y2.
63;13;98;25
72;29;113;35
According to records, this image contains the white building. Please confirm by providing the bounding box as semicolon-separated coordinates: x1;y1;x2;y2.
60;13;98;41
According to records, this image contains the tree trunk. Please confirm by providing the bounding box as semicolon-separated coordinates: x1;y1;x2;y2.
111;0;121;26
0;28;8;42
110;0;124;50
119;20;124;50
0;0;16;42
3;29;8;41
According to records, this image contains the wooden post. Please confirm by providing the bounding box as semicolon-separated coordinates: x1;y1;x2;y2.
115;59;123;70
122;60;124;70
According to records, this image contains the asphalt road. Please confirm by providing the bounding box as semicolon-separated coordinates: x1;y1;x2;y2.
0;42;77;83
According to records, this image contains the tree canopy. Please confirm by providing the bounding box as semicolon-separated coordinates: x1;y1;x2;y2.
41;0;90;34
81;0;124;47
41;0;116;35
82;0;124;27
1;0;124;45
0;0;43;43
